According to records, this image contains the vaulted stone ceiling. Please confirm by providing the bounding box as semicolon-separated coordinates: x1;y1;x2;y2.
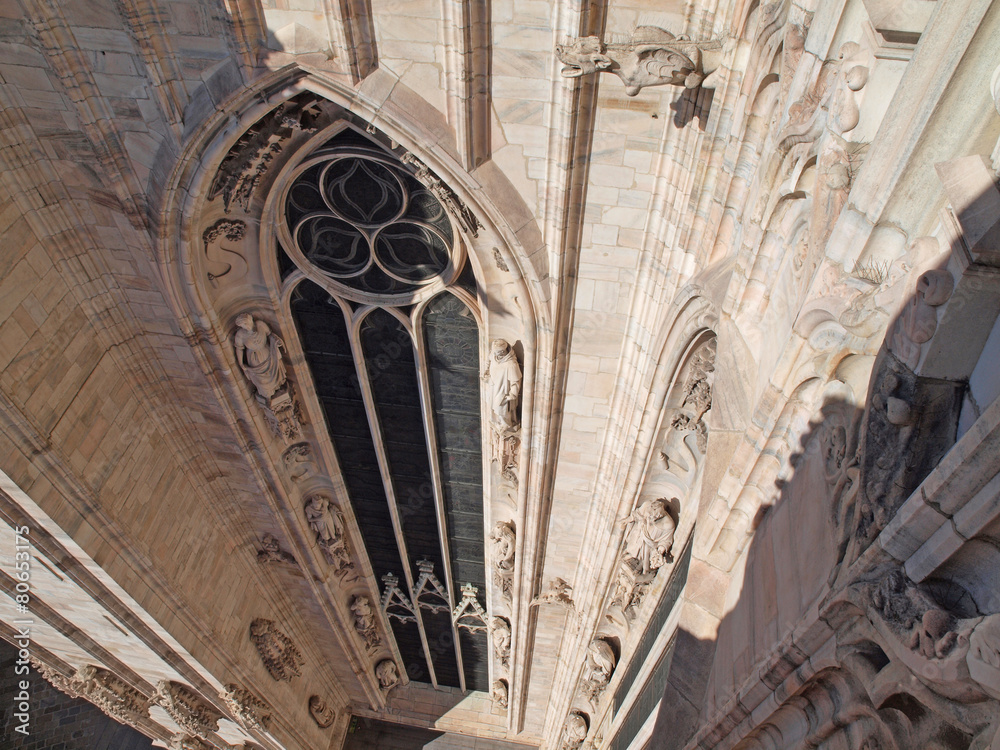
1;0;1000;749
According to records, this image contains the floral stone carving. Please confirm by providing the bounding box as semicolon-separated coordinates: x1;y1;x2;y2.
309;694;336;728
670;340;715;453
304;492;354;576
556;27;726;95
156;680;223;739
484;339;522;485
35;663;150;728
249;618;303;682
221;683;272;733
399;151;481;237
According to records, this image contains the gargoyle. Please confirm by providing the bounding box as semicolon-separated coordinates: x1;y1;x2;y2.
556;27;726;95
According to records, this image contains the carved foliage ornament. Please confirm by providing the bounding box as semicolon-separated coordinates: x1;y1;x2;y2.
556;27;726;95
249;618;304;682
399;151;482;237
156;680;223;739
33;662;150;727
222;683;272;733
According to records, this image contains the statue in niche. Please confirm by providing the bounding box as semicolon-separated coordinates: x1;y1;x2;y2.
490;520;516;599
581;638;616;705
350;595;380;651
375;659;400;692
249;618;303;682
256;533;296;566
492;679;509;710
556;27;726;94
670;341;715;453
234;313;287;402
484;339;522;485
492;616;512;668
308;694;336;728
560;711;589;750
611;556;654;620
620;498;676;575
304;493;354;576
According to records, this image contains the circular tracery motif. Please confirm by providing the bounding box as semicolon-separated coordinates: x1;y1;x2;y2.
283;148;458;300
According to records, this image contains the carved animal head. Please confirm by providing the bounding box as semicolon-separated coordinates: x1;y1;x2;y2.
556;36;612;77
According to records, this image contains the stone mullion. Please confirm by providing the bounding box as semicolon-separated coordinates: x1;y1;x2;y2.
348;306;440;688
411;296;468;693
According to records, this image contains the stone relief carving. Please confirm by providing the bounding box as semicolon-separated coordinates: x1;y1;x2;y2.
381;572;418;624
670;340;716;453
167;735;214;750
202;219;247;287
610;556;655;621
155;680;222;739
908;609;960;659
350;595;381;652
249;618;303;682
453;582;489;633
492;247;510;272
887;268;955;370
221;683;272;733
620;498;676;575
484;339;523;486
208;97;320;215
233;312;302;441
413;559;450;613
308;694;336;728
492;678;509;710
556;27;726;95
968;614;1000;700
256;533;296;566
492;616;512;669
375;659;400;692
853;353;963;549
490;520;516;600
281;442;314;482
33;662;150;728
399;151;482;237
581;638;616;706
560;711;589;750
530;577;576;612
304;492;354;577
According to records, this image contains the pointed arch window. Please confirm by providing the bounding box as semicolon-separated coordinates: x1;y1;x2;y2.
278;128;488;691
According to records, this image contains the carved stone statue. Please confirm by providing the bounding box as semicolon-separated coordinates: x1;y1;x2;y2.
221;683;272;733
485;339;522;484
304;493;354;575
492;616;512;668
620;498;676;575
234;313;287;402
350;595;380;651
582;638;616;705
375;659;400;692
492;679;509;710
156;680;223;739
256;533;296;565
249;618;303;682
64;665;150;727
908;609;959;659
560;711;589;749
490;520;516;599
611;556;654;620
308;694;336;728
556;27;726;95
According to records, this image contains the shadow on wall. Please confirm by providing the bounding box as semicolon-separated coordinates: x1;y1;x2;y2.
648;236;1000;748
343;716;539;750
